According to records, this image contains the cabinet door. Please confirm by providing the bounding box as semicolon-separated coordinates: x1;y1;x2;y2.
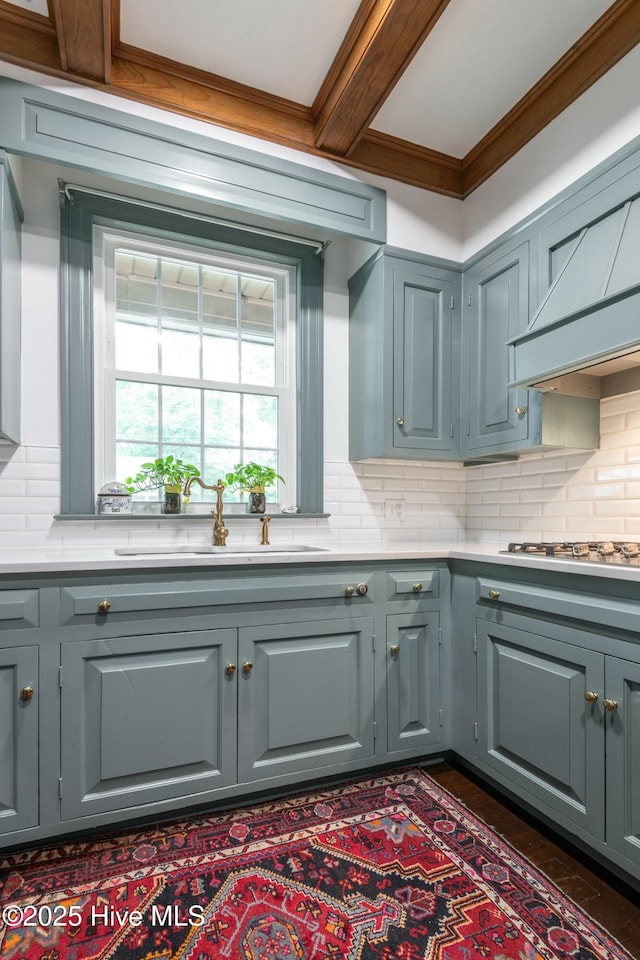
386;612;441;755
0;646;38;834
605;657;640;871
237;617;375;782
392;265;455;454
477;620;604;836
60;629;237;819
463;242;531;454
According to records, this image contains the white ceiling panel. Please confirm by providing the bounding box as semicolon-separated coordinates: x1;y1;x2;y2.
373;0;617;156
120;0;362;105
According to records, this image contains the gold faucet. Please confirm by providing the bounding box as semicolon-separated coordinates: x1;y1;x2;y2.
260;516;271;545
183;477;229;546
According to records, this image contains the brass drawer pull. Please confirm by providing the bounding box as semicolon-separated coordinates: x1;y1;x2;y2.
225;663;237;676
488;589;500;600
390;644;400;657
20;685;34;701
603;699;618;712
97;599;111;613
344;585;355;597
242;661;253;674
412;582;423;593
396;417;404;427
584;691;599;703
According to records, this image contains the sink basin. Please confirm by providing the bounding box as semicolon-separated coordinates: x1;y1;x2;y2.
114;544;329;557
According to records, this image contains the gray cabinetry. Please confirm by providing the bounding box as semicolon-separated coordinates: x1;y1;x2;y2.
453;564;640;883
349;250;460;460
386;611;441;755
0;645;38;834
461;240;533;456
605;657;640;872
59;629;237;819
238;617;375;783
0;152;22;444
476;618;604;836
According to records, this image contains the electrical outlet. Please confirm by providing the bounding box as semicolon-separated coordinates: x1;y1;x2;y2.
384;499;405;521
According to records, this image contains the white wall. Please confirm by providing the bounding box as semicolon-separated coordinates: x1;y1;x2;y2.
0;57;639;549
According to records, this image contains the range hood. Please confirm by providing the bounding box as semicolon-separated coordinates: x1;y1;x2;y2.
508;197;640;398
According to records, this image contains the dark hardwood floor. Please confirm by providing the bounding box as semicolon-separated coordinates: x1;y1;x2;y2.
426;761;640;959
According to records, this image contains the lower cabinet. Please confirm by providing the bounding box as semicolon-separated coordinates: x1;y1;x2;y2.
476;619;604;836
604;657;640;869
58;616;378;821
386;611;441;755
467;576;640;881
60;630;237;819
238;617;375;782
0;645;38;834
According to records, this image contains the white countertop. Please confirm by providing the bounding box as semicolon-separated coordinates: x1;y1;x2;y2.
0;541;638;582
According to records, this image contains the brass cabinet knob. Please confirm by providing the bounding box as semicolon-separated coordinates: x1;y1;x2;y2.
584;691;599;703
20;685;34;701
603;698;618;712
395;417;404;427
242;661;253;674
390;644;400;657
412;582;423;592
488;589;500;600
344;585;355;597
515;406;527;415
225;663;237;676
355;582;368;596
97;599;111;613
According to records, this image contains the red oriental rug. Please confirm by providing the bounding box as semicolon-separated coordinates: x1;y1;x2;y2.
0;767;634;960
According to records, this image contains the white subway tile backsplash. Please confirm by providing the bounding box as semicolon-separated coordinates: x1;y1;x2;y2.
0;392;636;548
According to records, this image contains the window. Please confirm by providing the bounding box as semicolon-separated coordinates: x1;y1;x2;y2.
93;228;296;508
60;188;324;516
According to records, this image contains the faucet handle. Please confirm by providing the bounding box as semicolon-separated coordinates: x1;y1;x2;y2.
260;516;271;545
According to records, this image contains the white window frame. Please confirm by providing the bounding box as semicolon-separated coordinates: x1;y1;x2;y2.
92;225;297;509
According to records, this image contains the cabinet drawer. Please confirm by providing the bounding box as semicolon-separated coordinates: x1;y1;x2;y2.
385;569;439;600
60;572;375;625
0;589;39;629
476;577;640;634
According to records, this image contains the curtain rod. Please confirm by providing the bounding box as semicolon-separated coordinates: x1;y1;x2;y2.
60;181;327;255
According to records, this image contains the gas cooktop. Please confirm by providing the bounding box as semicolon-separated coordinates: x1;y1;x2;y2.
503;541;640;565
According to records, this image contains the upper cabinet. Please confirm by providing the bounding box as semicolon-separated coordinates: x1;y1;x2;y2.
461;240;533;457
0;151;22;444
349;250;461;461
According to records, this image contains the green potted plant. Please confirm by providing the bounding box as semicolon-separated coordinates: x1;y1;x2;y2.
224;461;284;514
124;456;200;514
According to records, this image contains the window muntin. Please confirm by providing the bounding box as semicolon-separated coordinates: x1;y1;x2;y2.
94;228;296;507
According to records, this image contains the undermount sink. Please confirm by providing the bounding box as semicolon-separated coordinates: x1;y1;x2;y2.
114;544;329;557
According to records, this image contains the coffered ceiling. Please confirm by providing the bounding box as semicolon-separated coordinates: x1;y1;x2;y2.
0;0;638;198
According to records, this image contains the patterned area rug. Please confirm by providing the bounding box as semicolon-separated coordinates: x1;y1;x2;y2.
0;767;633;960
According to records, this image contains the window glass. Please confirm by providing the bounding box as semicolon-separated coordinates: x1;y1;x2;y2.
98;232;294;509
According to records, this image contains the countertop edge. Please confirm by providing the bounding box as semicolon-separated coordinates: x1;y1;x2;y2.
0;543;637;582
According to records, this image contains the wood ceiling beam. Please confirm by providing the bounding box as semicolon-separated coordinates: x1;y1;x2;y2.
313;0;452;157
349;130;463;198
111;46;315;149
0;2;61;72
49;0;112;82
462;0;640;197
